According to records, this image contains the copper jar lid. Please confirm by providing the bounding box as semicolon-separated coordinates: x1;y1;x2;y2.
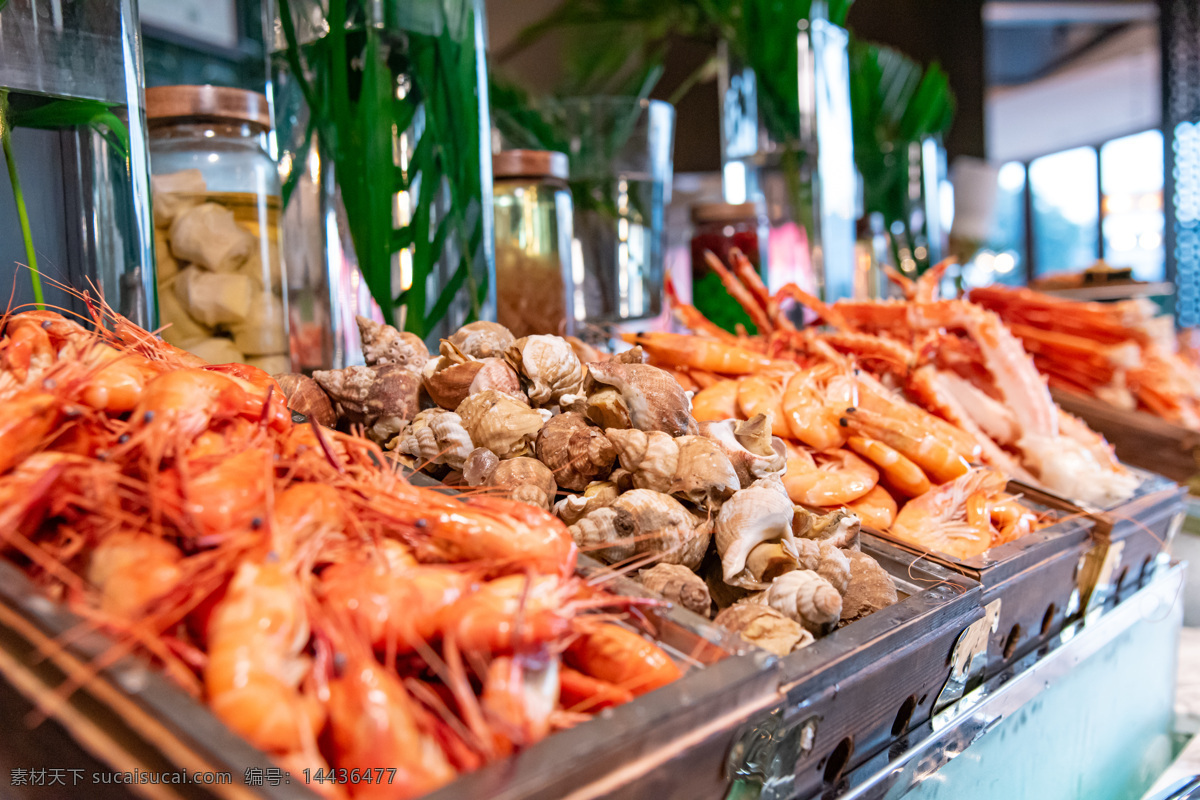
691;202;759;224
145;85;272;129
493;150;569;181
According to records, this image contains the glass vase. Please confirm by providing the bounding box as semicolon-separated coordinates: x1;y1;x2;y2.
268;0;495;367
717;11;856;303
0;0;155;327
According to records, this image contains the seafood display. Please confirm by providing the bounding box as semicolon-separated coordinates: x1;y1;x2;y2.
0;300;684;798
626;251;1143;557
970;285;1200;431
281;318;902;655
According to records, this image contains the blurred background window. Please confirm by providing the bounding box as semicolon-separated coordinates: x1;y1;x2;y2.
1100;129;1165;281
1029;146;1100;276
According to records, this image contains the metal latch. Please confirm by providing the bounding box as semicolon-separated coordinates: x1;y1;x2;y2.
1077;540;1125;618
725;709;820;800
934;598;1002;711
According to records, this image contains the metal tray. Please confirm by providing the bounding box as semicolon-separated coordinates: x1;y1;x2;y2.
1013;470;1185;608
0;560;308;800
865;492;1098;680
722;536;983;800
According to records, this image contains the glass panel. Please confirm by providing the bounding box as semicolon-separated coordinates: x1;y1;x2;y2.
991;161;1026;285
1101;129;1165;282
1029;146;1100;276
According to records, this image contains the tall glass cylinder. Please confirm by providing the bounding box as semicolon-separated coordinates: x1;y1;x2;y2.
718;13;856;303
0;0;155;327
268;0;495;366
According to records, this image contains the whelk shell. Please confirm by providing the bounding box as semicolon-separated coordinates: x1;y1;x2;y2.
462;447;500;486
605;428;679;494
699;416;786;486
552;480;619;526
506;335;585;407
585;361;697;436
456;389;544;459
274;373;337;427
535;412;616;492
449;321;515;359
713;603;814;656
569;489;709;570
639;563;712;618
390;409;473;471
313;364;420;444
764;570;842;635
486;457;558;511
670;435;740;511
356;315;429;373
714;482;797;589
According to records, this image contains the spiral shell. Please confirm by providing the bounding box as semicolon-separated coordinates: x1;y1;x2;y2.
486;457;558;511
470;358;526;403
797;508;861;550
390;409;473;471
791;539;851;595
670;435;740;511
456;389;544;459
424;342;485;410
584;385;632;429
313;363;420;443
585;361;697;436
356;315;430;373
840;550;899;624
765;570;842;634
639;564;712;618
275;373;337;427
605;428;679;494
449;321;515;359
552;480;619;526
715;483;797;588
699;416;786;486
534;412;616;491
462;447;500;486
506;335;585;407
569;489;709;570
713;603;814;656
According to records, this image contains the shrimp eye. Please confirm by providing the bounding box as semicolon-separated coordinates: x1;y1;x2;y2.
251;517;264;530
839;417;849;427
846;406;856;412
142;410;155;423
117;433;131;444
415;518;428;529
41;320;52;329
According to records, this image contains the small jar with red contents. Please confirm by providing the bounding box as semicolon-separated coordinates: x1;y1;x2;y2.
689;202;764;334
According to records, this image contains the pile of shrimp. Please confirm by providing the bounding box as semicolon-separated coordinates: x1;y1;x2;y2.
0;298;682;799
626;255;1065;560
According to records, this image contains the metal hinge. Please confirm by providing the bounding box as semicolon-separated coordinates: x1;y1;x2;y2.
934;598;1002;711
724;709;820;800
1077;540;1125;619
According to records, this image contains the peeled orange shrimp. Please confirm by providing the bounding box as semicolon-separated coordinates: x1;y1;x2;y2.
842;484;898;530
783;447;878;506
692;379;743;422
846;436;931;497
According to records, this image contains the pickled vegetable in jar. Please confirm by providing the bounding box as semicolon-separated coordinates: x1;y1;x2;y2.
690;202;763;335
146;85;290;374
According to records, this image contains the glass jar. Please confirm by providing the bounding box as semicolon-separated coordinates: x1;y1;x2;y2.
145;85;290;374
690;202;764;333
493;150;576;337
